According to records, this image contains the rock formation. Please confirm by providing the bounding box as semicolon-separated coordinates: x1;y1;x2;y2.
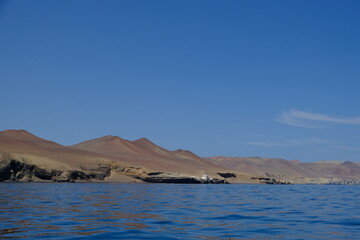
207;156;360;184
2;129;359;184
0;130;242;183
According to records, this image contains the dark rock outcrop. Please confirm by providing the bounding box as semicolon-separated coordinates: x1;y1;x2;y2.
79;165;111;180
328;178;360;185
0;159;111;182
0;159;227;184
217;172;236;178
0;159;62;181
140;172;227;184
251;176;291;185
142;175;203;184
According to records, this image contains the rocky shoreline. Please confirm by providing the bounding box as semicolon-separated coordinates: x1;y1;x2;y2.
2;159;360;185
0;159;111;182
255;173;360;185
1;130;359;185
0;159;229;184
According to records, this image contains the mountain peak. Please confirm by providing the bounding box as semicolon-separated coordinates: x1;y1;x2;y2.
72;135;131;148
134;137;151;142
2;129;32;134
131;137;174;157
71;134;152;157
100;135;125;141
132;137;155;146
0;129;42;140
172;149;203;161
339;161;358;167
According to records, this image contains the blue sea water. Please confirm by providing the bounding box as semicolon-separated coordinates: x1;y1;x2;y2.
0;183;359;239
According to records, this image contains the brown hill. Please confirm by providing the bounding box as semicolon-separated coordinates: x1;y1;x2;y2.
171;149;204;161
206;156;314;177
132;137;174;157
0;129;45;141
0;129;113;170
71;135;150;157
71;135;228;177
206;156;360;180
0;130;245;183
0;129;246;183
8;129;358;184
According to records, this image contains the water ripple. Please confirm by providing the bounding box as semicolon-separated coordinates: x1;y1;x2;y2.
0;183;359;239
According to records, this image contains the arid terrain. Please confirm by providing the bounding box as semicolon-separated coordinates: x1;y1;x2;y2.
1;129;359;184
206;156;360;184
0;129;254;183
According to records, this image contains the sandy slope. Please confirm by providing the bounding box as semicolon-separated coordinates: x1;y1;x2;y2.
0;130;112;171
71;135;230;177
0;129;248;183
206;156;360;179
6;129;357;184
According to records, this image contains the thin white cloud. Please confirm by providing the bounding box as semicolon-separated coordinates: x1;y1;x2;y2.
242;141;289;147
337;146;360;152
242;137;341;147
277;109;360;128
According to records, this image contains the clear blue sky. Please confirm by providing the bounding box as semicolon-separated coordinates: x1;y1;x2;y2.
1;0;360;162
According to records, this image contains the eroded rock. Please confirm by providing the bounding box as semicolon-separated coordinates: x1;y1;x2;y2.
0;159;111;182
0;159;62;181
141;172;226;184
217;172;236;178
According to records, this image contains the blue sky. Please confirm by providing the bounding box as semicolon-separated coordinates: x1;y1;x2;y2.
1;0;360;162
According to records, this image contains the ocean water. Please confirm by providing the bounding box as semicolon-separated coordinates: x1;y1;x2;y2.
0;183;359;240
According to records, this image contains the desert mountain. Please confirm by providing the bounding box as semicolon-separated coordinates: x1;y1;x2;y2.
71;135;227;176
2;129;359;184
206;156;360;182
0;129;240;183
71;135;150;157
0;129;112;170
171;149;204;161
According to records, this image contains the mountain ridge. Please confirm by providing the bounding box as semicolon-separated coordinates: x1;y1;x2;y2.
0;129;242;183
1;129;359;184
206;156;360;181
